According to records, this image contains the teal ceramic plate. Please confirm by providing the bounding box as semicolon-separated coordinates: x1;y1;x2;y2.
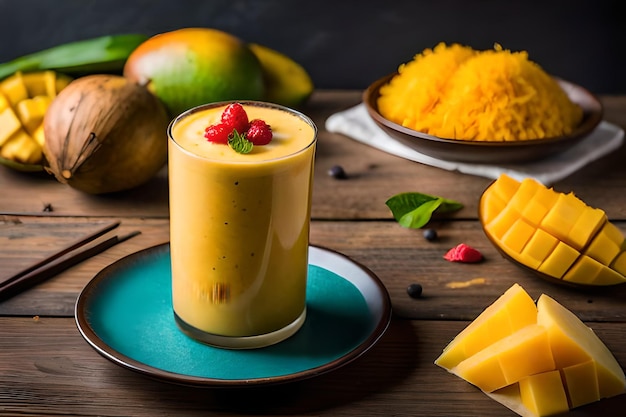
75;244;392;387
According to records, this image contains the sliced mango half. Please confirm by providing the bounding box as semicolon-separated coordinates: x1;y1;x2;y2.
479;174;626;286
436;283;626;416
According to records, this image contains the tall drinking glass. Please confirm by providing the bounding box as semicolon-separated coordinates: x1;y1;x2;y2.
167;101;317;349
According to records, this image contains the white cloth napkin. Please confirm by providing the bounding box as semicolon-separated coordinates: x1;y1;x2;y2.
325;103;624;186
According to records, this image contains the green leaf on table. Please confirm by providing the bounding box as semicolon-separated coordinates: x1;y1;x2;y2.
385;192;463;229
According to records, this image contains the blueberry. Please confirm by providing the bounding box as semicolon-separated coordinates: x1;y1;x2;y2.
328;165;347;179
407;283;423;298
423;228;438;241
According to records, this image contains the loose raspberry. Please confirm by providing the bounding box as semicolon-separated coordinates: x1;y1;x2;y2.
246;119;273;145
204;122;231;144
444;243;483;263
221;103;249;133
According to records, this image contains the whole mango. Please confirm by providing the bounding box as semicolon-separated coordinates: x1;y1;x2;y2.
248;43;314;108
123;28;265;117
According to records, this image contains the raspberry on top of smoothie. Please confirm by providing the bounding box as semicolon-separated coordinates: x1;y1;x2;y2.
203;103;273;153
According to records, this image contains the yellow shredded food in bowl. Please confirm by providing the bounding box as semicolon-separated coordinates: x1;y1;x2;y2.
377;43;584;141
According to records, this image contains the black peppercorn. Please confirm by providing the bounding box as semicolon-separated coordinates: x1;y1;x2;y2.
423;228;438;241
407;283;423;298
328;165;347;179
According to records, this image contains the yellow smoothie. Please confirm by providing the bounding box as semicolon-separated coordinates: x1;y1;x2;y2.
168;101;317;348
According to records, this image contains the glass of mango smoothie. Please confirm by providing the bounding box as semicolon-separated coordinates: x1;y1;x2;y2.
167;101;317;349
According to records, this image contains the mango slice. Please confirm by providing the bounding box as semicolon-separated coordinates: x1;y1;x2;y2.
435;283;537;369
479;174;626;286
436;284;626;416
453;324;555;392
0;71;71;168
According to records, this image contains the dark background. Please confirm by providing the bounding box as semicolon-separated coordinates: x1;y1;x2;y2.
1;0;624;94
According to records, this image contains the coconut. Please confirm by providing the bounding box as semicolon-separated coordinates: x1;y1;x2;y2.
43;74;170;194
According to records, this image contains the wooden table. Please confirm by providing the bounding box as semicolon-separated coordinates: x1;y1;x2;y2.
1;91;625;416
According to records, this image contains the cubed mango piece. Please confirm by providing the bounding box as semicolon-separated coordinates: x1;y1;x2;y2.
0;72;28;107
522;185;559;227
585;223;622;266
491;173;521;202
22;70;57;98
611;251;626;277
568;207;606;251
485;204;521;241
509;178;540;214
0;91;9;111
0;106;23;146
480;191;507;225
16;95;52;134
540;193;587;249
0;129;42;164
563;255;626;286
32;123;45;147
500;218;536;255
521;228;559;270
537;241;579;279
562;360;600;409
589;263;626;286
519;370;569;416
562;255;606;285
602;222;625;246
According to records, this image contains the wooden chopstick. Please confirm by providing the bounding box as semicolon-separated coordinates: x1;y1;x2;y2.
0;228;141;301
0;221;121;287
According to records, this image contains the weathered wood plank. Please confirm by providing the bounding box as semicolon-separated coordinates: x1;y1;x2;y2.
0;317;624;417
2;217;625;323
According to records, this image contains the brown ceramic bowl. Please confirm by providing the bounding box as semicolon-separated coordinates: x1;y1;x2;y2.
363;73;603;164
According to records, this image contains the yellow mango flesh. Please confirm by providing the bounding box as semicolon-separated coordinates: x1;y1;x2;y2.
22;70;57;98
519;370;569;416
612;251;626;276
16;95;52;134
480;174;626;286
0;106;22;146
436;284;626;416
561;360;600;408
0;128;42;164
434;283;537;369
0;72;29;107
452;324;555;392
0;71;70;166
537;294;626;399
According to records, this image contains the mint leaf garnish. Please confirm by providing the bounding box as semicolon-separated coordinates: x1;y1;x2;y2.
228;129;253;154
385;192;463;229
